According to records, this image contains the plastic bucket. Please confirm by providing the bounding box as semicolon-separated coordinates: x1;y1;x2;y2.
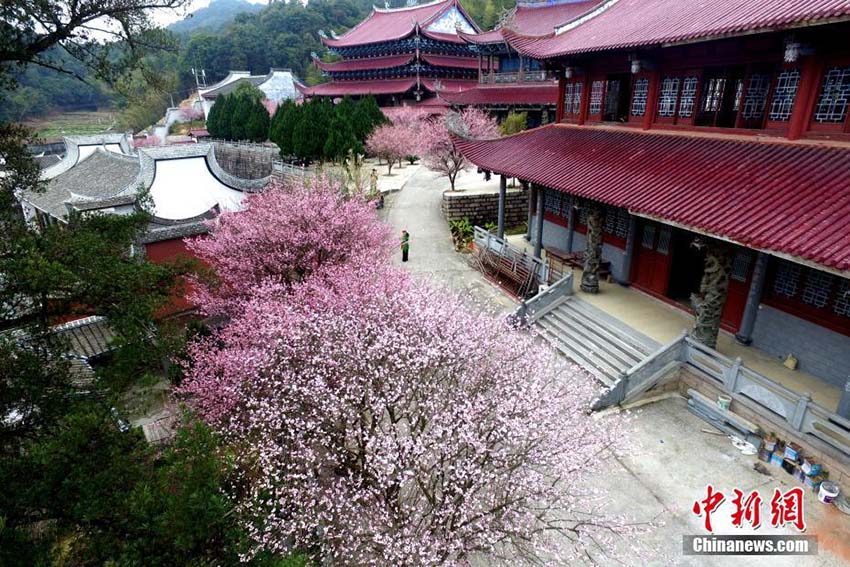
818;481;840;504
717;395;732;411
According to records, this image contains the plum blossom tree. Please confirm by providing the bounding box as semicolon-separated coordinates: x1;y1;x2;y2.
365;122;417;175
418;107;498;191
186;175;393;318
181;263;640;564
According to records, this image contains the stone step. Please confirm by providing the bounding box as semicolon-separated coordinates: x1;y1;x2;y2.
536;317;619;386
560;299;657;356
552;301;647;369
543;309;639;373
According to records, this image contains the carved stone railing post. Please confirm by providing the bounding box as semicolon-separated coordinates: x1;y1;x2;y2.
791;392;812;431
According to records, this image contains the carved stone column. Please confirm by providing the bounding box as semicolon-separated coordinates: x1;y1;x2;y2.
691;240;733;349
580;202;603;293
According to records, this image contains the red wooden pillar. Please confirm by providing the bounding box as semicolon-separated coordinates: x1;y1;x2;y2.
642;71;660;130
556;74;566;122
788;57;824;140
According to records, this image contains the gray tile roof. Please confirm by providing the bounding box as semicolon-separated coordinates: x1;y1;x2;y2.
41;133;134;179
25;149;141;219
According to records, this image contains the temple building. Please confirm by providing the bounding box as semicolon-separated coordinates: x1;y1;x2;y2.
19;134;272;314
453;0;850;419
198;69;304;118
303;0;480;104
445;0;600;126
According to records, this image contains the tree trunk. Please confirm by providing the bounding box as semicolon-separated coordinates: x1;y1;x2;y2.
690;241;733;349
580;203;603;293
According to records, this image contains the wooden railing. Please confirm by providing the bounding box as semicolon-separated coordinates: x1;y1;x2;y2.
593;331;850;457
479;70;553;84
473;226;548;299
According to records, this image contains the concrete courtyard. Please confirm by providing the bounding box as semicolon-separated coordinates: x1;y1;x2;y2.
384;164;850;566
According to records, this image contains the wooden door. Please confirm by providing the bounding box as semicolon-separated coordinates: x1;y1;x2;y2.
721;249;753;331
632;223;673;296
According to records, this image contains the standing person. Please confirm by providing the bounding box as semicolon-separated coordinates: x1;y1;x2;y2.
401;230;410;262
370;168;378;197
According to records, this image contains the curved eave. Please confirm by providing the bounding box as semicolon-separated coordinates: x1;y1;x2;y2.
312;53;416;72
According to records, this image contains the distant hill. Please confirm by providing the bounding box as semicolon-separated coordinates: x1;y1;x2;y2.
168;0;265;34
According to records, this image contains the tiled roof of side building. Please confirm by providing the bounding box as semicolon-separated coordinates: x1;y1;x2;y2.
421;54;480;69
320;0;458;47
437;82;559;105
25;149;141;219
460;0;602;44
505;0;850;59
452;124;850;274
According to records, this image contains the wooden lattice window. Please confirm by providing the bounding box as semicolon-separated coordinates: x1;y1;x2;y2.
678;76;699;119
773;261;802;298
741;73;772;121
658;76;680;117
602;205;629;240
834;279;850;317
589;80;604;115
572;81;583;114
801;271;834;308
769;69;800;122
631;78;649;117
814;66;850;124
730;251;753;282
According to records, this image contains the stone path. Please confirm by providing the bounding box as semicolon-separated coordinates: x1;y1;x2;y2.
384;165;850;567
384;165;515;315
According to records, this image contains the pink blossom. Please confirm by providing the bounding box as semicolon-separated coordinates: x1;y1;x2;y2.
417;108;498;191
186;174;393;318
365;123;417;175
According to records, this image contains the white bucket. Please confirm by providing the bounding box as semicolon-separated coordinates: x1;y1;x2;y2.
717;395;732;411
818;481;840;504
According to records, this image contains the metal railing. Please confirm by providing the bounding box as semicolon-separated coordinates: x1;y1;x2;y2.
593;331;850;457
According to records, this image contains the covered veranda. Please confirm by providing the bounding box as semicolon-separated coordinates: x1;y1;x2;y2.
454;123;850;418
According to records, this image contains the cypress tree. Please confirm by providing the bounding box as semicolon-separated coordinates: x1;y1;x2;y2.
246;102;270;143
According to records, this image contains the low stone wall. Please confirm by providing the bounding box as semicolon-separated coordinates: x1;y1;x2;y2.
441;186;528;227
213;142;279;180
678;370;850;486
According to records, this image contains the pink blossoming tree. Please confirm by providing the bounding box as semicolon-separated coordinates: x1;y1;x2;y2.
186;175;393;318
181;272;640;564
418;107;498;191
365;124;412;175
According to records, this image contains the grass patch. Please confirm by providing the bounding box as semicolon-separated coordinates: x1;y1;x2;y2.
504;223;528;236
24;110;117;139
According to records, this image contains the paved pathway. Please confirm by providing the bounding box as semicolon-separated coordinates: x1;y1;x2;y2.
383;165;849;567
384;165;515;315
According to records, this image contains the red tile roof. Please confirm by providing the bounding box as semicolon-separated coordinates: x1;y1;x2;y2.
313;54;415;72
321;0;460;47
420;54;480;69
302;78;418;96
453;124;850;273
461;0;601;44
421;78;478;93
438;82;559;105
505;0;850;59
420;29;469;44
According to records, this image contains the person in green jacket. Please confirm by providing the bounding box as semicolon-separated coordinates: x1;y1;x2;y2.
401;230;410;262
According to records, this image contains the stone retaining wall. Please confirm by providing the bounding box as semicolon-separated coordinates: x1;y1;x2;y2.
213;143;279;180
441;187;528;227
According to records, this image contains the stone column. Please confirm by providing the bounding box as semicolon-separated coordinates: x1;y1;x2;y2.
533;186;545;259
497;175;507;239
735;252;769;345
691;241;734;349
525;182;535;242
580;202;603;293
565;194;576;253
618;215;638;286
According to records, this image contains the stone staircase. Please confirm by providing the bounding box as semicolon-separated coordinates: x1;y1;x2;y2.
535;298;659;386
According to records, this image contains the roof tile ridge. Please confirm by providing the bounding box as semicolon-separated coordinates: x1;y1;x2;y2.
554;0;619;35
